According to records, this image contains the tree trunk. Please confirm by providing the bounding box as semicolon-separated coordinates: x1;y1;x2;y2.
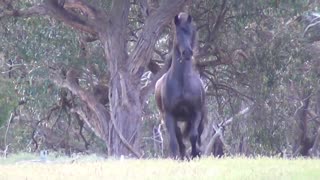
108;72;142;156
101;0;142;156
100;0;188;156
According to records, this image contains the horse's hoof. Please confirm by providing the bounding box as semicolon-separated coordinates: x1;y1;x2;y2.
191;151;201;159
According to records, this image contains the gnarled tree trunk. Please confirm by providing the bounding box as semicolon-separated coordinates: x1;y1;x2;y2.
100;0;189;156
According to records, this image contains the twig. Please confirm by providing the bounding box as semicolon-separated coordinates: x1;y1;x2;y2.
4;112;14;157
293;145;303;157
108;72;142;158
109;115;142;158
303;21;320;37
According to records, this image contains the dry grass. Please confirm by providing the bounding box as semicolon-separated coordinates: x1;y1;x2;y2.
0;154;320;180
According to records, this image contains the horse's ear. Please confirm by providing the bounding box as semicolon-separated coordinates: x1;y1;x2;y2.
187;14;192;23
174;15;180;25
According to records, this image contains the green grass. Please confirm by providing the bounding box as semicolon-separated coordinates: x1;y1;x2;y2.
0;154;320;180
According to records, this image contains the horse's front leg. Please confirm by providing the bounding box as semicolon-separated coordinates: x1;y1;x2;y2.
164;113;179;159
190;111;202;158
175;125;186;160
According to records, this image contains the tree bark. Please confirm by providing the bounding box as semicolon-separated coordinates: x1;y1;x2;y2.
101;0;188;156
108;72;142;156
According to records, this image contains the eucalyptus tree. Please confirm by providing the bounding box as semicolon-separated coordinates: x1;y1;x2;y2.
0;0;191;157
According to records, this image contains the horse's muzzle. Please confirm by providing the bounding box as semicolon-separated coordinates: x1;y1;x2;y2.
182;49;193;59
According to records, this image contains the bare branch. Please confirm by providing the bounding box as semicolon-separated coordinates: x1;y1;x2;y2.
204;126;223;156
202;72;254;101
212;0;228;37
303;20;320;37
0;5;47;19
140;54;172;104
223;107;250;126
64;0;100;19
128;0;189;76
307;110;320;125
109;117;142;158
52;68;141;158
0;0;100;35
44;0;98;35
3;112;14;157
204;106;251;156
198;59;230;68
51;68;109;139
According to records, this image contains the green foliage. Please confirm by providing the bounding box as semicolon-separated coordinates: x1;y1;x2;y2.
190;0;320;156
0;2;106;153
0;78;17;127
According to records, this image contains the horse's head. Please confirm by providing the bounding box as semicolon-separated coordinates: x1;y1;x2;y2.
173;12;196;60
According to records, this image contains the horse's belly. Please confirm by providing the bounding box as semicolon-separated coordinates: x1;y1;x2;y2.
170;97;200;118
182;91;201;102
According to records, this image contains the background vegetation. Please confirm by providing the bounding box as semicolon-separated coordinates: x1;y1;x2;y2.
0;0;320;158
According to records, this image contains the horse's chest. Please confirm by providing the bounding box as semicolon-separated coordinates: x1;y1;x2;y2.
164;77;202;106
164;82;202;118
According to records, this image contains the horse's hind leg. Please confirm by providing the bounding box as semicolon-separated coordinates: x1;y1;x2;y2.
190;111;202;158
175;126;186;160
164;113;179;159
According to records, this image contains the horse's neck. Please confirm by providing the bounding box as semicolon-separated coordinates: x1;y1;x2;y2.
169;50;194;81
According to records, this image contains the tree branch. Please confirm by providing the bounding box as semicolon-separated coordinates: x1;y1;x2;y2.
204;106;251;156
140;54;172;104
128;0;188;76
0;5;48;19
0;0;99;35
51;68;109;140
44;0;98;35
212;0;228;37
202;72;254;101
109;116;142;158
52;68;141;158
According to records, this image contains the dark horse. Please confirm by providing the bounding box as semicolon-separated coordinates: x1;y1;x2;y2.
155;12;205;159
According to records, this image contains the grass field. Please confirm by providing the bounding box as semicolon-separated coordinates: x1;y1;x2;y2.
0;154;320;180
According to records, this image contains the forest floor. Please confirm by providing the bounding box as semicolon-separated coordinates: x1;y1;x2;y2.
0;153;320;180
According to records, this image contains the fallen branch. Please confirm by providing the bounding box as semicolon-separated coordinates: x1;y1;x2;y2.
109;116;142;158
204;125;224;156
204;106;251;156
